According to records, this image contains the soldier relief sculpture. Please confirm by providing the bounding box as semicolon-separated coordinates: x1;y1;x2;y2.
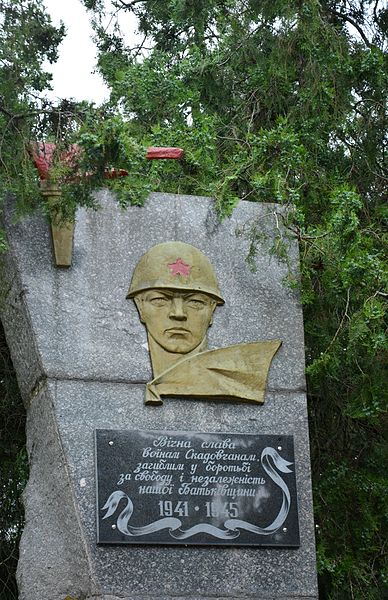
128;241;281;405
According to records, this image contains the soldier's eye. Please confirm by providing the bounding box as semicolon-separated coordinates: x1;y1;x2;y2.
187;299;206;309
149;297;169;306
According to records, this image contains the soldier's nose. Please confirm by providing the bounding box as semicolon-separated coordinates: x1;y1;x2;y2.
169;297;187;320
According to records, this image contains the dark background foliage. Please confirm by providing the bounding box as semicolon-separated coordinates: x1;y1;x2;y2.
0;322;26;599
0;0;387;598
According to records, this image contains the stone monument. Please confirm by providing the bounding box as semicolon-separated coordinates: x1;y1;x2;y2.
1;191;318;599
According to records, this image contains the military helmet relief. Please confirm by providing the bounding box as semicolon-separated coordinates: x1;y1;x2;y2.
127;242;281;406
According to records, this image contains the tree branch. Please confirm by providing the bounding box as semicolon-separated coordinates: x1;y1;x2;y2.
114;0;144;8
324;287;351;355
328;9;373;49
0;105;88;122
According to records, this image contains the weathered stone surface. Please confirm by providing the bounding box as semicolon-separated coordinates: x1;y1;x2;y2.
0;191;317;599
0;249;42;402
95;597;316;600
17;384;96;600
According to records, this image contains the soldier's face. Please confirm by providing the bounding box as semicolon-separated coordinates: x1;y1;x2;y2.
135;289;216;354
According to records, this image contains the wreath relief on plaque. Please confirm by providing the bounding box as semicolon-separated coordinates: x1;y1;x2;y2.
127;241;281;405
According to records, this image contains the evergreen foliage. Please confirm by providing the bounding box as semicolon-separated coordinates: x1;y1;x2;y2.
83;1;388;596
0;0;387;598
0;0;65;223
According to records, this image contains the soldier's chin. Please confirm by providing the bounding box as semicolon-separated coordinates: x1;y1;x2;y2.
164;341;196;354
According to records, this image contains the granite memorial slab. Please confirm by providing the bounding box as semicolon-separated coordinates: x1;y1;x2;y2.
0;192;318;599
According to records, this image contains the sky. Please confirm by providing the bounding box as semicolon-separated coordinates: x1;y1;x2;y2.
42;0;139;105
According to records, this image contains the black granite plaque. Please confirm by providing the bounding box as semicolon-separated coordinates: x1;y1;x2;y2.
95;429;300;547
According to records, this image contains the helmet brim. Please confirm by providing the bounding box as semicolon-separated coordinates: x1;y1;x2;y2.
127;284;225;305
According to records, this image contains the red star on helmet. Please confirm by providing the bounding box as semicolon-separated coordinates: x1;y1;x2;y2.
168;258;191;277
